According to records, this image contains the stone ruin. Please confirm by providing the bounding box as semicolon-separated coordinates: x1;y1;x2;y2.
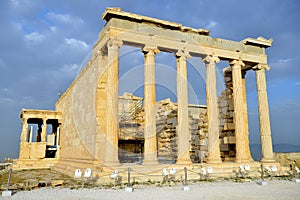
117;93;208;164
13;8;282;179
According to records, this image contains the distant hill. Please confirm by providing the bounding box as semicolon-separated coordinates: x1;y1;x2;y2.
250;144;300;161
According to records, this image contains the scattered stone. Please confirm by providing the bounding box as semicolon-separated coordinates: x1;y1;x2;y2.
25;179;39;189
51;180;64;187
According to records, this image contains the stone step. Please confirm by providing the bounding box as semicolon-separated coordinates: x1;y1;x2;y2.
13;158;58;170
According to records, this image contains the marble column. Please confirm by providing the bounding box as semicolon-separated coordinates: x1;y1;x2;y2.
202;55;222;163
41;118;47;142
105;38;123;165
176;50;192;164
231;60;249;162
142;45;160;165
254;64;275;163
20;118;28;143
241;71;253;161
29;126;33;143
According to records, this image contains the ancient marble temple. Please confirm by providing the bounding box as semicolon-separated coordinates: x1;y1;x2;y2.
14;8;277;178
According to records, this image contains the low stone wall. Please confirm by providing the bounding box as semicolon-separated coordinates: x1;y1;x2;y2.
274;152;300;168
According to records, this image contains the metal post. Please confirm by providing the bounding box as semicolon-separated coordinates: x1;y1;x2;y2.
125;168;133;192
6;169;12;191
184;167;187;185
294;160;297;178
258;163;267;185
261;163;264;182
182;167;190;191
128;167;131;187
2;168;12;196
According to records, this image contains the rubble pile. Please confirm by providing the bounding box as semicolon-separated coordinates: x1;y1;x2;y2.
190;112;208;163
118;94;209;163
156;99;178;162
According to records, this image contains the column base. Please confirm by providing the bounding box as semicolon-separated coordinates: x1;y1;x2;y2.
260;158;276;163
176;159;192;165
104;160;120;167
207;157;222;164
235;158;254;163
142;159;159;166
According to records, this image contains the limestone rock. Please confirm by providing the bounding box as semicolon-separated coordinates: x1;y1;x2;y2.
51;180;64;187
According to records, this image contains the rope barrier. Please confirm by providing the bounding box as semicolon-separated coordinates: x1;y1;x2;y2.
0;163;297;191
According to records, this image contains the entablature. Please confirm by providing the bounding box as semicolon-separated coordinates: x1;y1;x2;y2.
20;109;62;122
93;8;271;66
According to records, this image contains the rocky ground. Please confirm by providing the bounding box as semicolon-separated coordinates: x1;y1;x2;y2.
1;180;299;200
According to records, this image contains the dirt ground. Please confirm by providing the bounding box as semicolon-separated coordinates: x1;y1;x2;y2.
0;169;299;199
0;180;299;200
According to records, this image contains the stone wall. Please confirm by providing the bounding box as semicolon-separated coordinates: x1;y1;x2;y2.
55;54;107;161
156;99;178;162
274;152;300;169
218;75;236;161
190;111;208;163
118;96;208;163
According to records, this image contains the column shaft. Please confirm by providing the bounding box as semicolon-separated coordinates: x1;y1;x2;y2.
143;46;159;165
29;126;33;143
231;60;249;162
176;50;192;164
41;118;47;142
241;71;253;161
203;55;222;163
105;39;122;165
255;65;275;162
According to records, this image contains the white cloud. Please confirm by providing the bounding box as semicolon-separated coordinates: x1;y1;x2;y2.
0;96;16;104
62;63;80;73
58;63;81;79
9;0;20;7
64;38;89;50
9;0;34;12
206;21;217;29
1;87;10;94
50;26;57;32
278;58;292;63
46;12;84;25
296;82;300;86
24;32;45;43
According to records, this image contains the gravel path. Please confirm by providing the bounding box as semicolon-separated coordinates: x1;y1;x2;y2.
1;180;299;200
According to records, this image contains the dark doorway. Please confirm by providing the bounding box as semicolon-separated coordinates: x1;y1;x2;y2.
118;139;144;164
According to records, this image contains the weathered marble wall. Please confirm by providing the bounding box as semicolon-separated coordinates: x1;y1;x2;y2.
55;54;107;160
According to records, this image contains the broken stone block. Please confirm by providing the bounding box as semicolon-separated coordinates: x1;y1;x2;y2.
223;136;236;144
224;123;235;131
51;180;64;187
25;179;39;189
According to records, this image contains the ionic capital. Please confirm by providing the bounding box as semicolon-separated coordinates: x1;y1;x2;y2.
252;64;270;71
107;38;123;48
175;50;191;59
230;59;245;69
142;45;160;55
202;55;220;64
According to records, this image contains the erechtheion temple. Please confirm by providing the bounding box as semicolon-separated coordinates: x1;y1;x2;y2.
14;8;280;179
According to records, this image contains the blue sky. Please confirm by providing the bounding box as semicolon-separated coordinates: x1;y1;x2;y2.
0;0;300;161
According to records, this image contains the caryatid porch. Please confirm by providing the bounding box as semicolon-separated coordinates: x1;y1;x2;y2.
95;8;275;165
